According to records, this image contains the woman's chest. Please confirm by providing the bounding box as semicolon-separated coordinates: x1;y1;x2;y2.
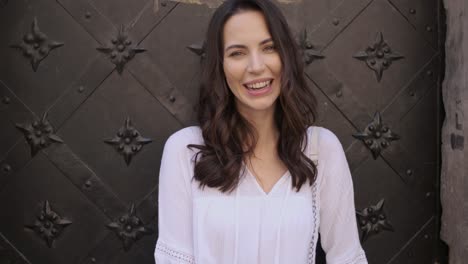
192;178;316;242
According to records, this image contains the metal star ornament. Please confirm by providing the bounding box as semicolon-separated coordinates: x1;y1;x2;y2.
104;117;152;165
356;199;394;242
16;111;64;156
187;41;206;60
353;32;404;82
298;29;324;65
107;203;153;251
353;112;400;159
25;200;72;248
97;25;146;74
10;18;64;71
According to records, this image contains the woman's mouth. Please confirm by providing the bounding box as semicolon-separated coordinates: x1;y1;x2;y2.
243;79;273;96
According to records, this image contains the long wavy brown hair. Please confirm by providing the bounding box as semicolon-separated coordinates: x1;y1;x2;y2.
188;0;318;193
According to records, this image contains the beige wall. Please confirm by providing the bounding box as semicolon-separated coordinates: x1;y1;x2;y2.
441;0;468;263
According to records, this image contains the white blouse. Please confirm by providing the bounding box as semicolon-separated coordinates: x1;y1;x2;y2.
154;126;367;264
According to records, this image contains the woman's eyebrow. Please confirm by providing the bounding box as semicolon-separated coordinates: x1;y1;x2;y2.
259;38;273;45
224;38;274;52
225;44;246;52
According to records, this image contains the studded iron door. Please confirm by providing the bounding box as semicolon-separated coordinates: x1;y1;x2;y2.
0;0;444;263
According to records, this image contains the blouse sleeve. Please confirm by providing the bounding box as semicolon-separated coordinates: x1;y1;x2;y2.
154;130;195;264
318;129;368;264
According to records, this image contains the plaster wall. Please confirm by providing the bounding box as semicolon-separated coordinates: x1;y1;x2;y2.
441;0;468;263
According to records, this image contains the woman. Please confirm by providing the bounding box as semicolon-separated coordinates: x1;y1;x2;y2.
154;0;367;263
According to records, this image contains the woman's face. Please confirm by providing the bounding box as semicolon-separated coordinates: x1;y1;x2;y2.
222;10;282;117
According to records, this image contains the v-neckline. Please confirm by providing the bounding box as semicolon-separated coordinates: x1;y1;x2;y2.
244;166;290;196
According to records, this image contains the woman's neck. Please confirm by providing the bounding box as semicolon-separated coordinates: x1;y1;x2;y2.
239;107;279;158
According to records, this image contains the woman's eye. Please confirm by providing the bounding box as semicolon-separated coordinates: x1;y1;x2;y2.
264;45;276;52
229;51;243;57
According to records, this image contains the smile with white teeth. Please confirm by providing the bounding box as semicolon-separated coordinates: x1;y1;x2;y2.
246;80;272;90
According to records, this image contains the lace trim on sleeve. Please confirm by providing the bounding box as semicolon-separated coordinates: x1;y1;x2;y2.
155;241;195;264
343;250;368;264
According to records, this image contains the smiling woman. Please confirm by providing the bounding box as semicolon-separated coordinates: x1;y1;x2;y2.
154;0;368;264
223;11;282;116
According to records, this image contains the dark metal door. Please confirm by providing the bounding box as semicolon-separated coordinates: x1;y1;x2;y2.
0;0;445;263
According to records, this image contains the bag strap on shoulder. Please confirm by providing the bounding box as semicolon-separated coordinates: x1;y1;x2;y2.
309;126;320;164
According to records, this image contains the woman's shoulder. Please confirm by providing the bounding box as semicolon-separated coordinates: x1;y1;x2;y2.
164;126;204;150
307;126;344;154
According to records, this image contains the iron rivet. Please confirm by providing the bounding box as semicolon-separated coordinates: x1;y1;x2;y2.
424;234;429;239
409;9;416;14
78;86;85;93
332;18;339;26
91;257;96;263
406;169;413;175
85;180;92;188
2;96;10;104
410;92;415;97
2;164;11;173
169;96;176;103
426;26;432;32
426;192;431;197
85;11;91;19
426;70;433;76
336;90;342;97
161;1;167;6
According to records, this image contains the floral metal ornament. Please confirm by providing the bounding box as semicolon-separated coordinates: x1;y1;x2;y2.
25;200;72;248
353;112;400;159
10;18;64;72
16;111;64;156
356;199;394;242
353;32;404;82
187;41;206;60
297;29;324;65
107;203;153;251
104;117;152;165
97;25;145;74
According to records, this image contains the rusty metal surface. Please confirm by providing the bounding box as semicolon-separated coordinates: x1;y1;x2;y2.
0;0;444;263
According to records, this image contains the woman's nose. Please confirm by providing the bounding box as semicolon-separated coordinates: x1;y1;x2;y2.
247;53;266;73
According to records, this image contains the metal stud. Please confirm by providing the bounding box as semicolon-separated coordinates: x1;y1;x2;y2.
2;164;11;173
336;90;343;98
2;96;10;104
84;180;92;188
